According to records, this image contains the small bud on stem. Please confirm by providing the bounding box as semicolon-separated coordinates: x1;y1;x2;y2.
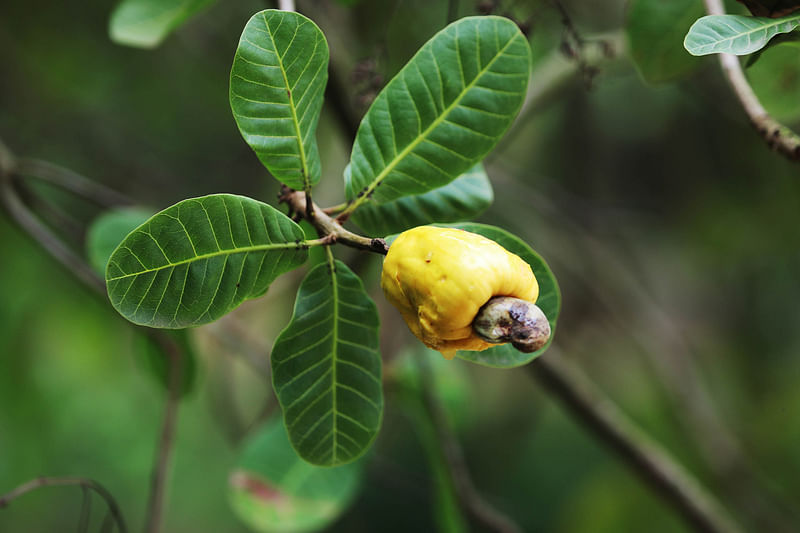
473;296;551;353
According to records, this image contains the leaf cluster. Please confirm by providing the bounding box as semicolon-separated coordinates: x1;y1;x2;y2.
101;9;560;476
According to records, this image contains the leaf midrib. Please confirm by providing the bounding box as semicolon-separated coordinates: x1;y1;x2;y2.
351;27;521;208
107;241;304;281
327;251;340;463
263;12;311;190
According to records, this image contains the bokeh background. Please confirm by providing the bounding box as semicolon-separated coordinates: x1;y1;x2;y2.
1;0;799;531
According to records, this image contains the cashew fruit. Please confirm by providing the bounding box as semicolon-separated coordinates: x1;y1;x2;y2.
381;226;539;359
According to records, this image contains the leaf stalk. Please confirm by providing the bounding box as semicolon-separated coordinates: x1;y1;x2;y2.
279;185;389;254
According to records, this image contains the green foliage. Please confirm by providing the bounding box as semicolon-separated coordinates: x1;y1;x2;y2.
105;194;309;328
87;207;155;275
230;11;329;191
101;10;550;470
88;207;196;396
344;16;530;205
450;223;560;368
684;13;800;56
744;30;800;66
109;0;217;48
271;258;382;466
748;41;800;121
626;0;703;83
229;418;363;533
351;164;493;236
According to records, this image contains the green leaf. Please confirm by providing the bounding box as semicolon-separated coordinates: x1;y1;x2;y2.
87;207;156;275
626;0;704;83
745;30;800;67
230;10;329;191
450;223;560;368
105;194;309;329
684;13;800;56
88;207;198;396
345;16;530;206
272;258;382;466
351;164;493;237
109;0;216;49
229;418;363;533
748;41;800;122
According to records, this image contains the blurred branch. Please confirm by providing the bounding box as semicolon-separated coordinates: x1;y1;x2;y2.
78;485;92;533
703;0;800;161
278;0;295;11
529;353;742;533
447;0;459;23
490;33;624;160
416;355;522;533
326;66;361;141
488;169;799;531
0;476;128;533
14;158;132;208
0;138;185;533
209;318;272;379
0;141;106;294
15;179;86;245
144;335;184;533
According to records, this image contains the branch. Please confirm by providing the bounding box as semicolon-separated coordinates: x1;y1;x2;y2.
490;33;623;161
325;66;361;141
279;185;388;254
14;158;132;208
0;153;107;294
528;353;743;533
703;0;800;161
144;335;184;533
0;139;186;533
447;0;459;23
277;0;295;11
487;168;799;530
416;355;522;533
0;476;128;533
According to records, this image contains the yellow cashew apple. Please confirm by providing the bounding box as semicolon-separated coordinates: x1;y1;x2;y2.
381;226;539;359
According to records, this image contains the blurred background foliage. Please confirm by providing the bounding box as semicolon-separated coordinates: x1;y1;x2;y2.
1;0;799;531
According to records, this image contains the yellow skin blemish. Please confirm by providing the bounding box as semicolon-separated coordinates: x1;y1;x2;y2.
381;226;539;359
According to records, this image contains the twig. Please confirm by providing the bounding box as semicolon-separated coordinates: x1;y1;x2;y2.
78;485;92;533
488;33;622;163
486;168;799;530
15;179;86;243
703;0;800;160
549;0;584;48
0;476;128;533
528;353;743;533
416;355;522;533
279;185;388;254
278;0;295;12
322;201;349;216
447;0;459;23
144;335;184;533
0;158;107;294
14;158;132;208
325;67;361;141
0;139;186;533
